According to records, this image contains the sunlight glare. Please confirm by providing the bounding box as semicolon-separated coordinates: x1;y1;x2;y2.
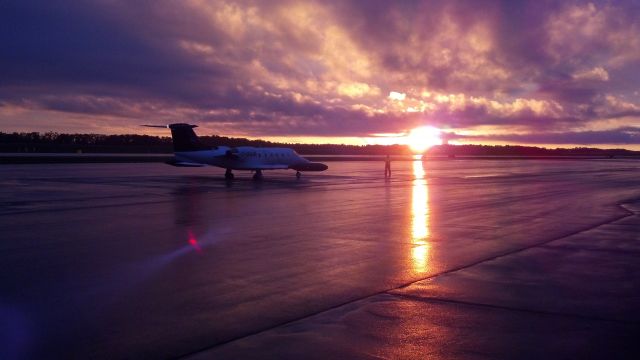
407;126;442;153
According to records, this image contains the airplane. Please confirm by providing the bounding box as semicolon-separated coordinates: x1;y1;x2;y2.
143;123;328;180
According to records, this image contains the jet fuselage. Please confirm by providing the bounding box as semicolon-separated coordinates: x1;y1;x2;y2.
174;146;328;171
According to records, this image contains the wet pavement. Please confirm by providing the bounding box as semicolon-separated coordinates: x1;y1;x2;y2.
1;159;639;359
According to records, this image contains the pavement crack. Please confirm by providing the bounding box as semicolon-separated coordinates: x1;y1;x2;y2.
540;244;640;255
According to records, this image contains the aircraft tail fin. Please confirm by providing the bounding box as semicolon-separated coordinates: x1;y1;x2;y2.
142;123;210;152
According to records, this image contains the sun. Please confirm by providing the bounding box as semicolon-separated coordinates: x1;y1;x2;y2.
406;126;442;153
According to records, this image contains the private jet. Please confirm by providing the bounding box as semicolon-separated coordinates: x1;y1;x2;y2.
143;123;328;180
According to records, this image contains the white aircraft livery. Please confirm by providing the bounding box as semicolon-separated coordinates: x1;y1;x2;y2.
144;123;328;180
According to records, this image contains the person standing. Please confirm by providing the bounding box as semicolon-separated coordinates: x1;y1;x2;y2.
384;154;391;177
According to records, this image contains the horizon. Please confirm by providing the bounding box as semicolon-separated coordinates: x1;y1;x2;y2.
1;1;639;150
2;128;639;152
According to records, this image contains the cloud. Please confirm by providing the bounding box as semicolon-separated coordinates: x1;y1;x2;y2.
545;2;640;68
0;0;638;146
337;82;380;98
572;67;609;82
388;91;406;101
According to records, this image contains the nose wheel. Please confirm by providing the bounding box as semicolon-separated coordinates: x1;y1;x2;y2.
252;169;263;180
296;171;301;179
225;169;234;180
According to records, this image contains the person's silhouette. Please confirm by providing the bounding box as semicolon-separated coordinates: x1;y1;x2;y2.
384;154;391;178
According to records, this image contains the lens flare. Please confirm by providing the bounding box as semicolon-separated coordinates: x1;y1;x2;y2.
188;230;202;253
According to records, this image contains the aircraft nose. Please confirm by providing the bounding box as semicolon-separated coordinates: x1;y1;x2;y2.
308;162;328;171
289;162;328;171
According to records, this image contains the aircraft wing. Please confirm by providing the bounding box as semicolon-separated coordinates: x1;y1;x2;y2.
250;164;290;170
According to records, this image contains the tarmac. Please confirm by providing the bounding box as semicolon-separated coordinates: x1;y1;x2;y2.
1;159;639;359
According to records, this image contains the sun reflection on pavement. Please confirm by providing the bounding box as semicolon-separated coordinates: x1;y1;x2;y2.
411;157;431;273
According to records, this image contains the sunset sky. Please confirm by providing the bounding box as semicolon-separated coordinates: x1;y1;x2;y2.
1;0;639;148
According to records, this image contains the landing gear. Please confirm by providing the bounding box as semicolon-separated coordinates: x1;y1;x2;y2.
252;169;263;181
225;168;234;180
296;171;301;179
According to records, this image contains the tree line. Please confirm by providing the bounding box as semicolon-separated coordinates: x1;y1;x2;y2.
1;131;638;156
